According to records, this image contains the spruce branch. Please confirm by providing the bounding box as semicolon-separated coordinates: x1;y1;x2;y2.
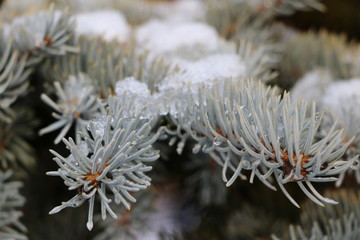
319;79;360;186
0;107;37;170
167;78;358;207
0;170;27;240
226;204;287;240
0;31;32;120
205;0;271;40
42;36;176;98
8;5;77;64
0;0;358;238
39;73;104;144
184;152;228;206
205;0;323;41
47;98;160;231
94;190;157;240
278;189;360;240
95;185;189;240
279;30;352;90
322;113;360;187
251;0;325;16
234;38;279;82
113;0;158;26
0;0;49;22
0;6;77;120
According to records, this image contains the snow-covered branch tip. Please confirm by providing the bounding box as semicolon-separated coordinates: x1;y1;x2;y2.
167;78;358;207
8;5;77;64
47;99;161;231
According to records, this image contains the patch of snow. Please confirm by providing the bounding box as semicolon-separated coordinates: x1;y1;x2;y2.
88;115;108;138
321;78;360;115
136;20;219;57
157;53;246;116
68;141;89;164
10;11;63;51
159;53;246;95
115;77;151;97
291;69;333;104
74;10;130;42
115;77;161;119
156;0;205;23
321;78;360;140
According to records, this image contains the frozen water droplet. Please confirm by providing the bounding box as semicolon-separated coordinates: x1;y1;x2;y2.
67;154;75;164
140;115;150;120
130;135;142;146
176;140;186;155
314;112;321;124
68;141;89;164
192;143;201;154
78;141;89;156
213;136;223;146
169;136;177;146
90;115;108;137
242;160;251;170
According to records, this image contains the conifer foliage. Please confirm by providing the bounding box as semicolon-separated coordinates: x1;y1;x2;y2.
0;0;359;239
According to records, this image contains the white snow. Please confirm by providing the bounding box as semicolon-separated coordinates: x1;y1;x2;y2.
10;11;63;51
291;69;333;103
321;78;360;115
1;23;11;40
67;141;89;164
157;53;247;116
114;54;246;117
115;77;150;97
115;77;161;119
320;78;360;141
74;10;130;42
88;115;108;138
156;0;205;23
179;53;245;84
321;79;360;186
136;20;219;57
